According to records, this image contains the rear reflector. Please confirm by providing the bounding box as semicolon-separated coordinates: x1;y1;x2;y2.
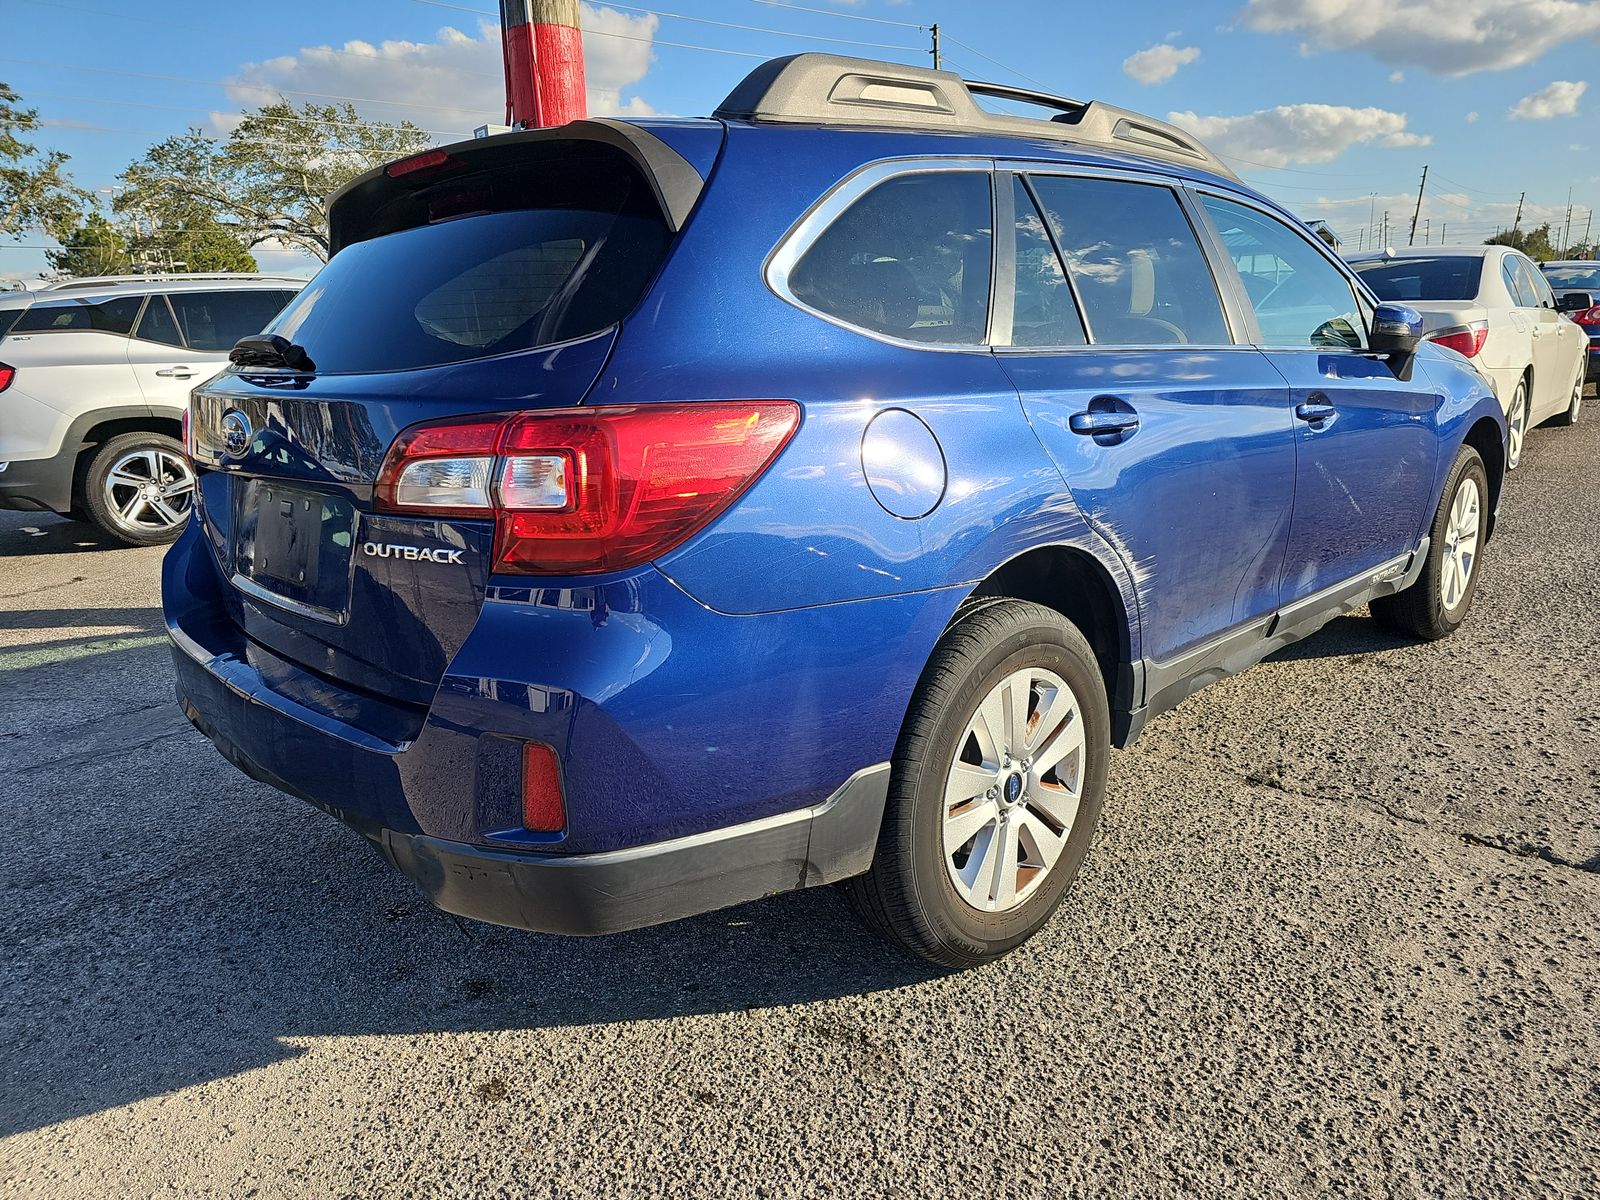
375;402;800;574
0;363;13;392
1426;320;1489;359
521;742;566;832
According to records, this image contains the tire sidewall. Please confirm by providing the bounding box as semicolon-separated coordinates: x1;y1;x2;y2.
895;606;1110;962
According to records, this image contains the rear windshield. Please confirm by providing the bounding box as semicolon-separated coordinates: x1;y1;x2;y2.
270;157;671;374
1542;264;1600;291
1352;257;1483;302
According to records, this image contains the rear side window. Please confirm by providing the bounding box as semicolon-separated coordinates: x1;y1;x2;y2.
1008;178;1086;347
170;290;294;352
135;295;183;347
1502;259;1537;308
788;172;993;345
0;308;22;339
12;294;143;336
1519;259;1555;309
1199;196;1365;349
1353;257;1483;302
272;155;671;374
1028;175;1229;346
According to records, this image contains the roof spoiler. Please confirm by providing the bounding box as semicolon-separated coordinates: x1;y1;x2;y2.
327;118;710;256
715;53;1239;182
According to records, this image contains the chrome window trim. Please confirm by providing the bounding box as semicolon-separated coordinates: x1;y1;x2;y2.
764;156;1002;354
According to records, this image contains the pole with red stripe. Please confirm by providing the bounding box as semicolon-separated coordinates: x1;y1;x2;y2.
499;0;587;129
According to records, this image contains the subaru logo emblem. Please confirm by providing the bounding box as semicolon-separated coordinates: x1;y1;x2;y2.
1005;773;1024;805
220;410;252;458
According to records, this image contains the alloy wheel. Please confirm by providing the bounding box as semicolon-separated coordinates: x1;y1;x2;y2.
1440;475;1481;612
942;666;1087;913
103;446;195;536
1507;386;1527;469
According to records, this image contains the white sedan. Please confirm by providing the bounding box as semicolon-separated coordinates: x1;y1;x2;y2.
1349;245;1589;468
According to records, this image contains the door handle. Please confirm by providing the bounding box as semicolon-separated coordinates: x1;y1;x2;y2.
155;366;196;378
1068;410;1141;436
1295;398;1337;423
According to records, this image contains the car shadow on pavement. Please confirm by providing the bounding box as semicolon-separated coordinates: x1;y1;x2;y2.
0;513;130;558
0;641;944;1137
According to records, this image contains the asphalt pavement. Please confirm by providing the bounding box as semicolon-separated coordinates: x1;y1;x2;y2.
1;400;1597;1198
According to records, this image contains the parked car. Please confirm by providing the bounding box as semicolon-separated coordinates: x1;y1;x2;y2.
1539;260;1600;390
0;275;301;545
166;54;1506;968
1348;246;1588;467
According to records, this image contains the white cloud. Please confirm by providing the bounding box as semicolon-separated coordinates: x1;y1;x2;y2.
1388;70;1405;83
1168;103;1430;166
1466;111;1479;123
1238;0;1600;75
220;8;657;140
1509;80;1587;119
1122;44;1201;85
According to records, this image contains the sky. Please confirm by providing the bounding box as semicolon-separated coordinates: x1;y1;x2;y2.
6;0;1600;283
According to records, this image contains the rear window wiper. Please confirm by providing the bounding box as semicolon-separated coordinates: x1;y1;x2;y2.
229;333;316;372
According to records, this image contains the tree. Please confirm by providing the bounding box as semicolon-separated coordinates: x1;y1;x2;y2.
1486;223;1556;261
47;212;132;276
1;82;89;241
123;205;257;273
118;102;432;262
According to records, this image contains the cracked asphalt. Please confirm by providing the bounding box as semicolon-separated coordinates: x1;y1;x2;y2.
2;398;1598;1199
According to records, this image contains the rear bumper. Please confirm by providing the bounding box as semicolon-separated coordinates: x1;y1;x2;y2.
165;519;958;933
0;448;73;514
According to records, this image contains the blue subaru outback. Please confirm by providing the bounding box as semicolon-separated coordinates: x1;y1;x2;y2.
165;54;1506;967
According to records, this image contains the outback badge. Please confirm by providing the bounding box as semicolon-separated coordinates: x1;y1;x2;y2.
361;542;465;565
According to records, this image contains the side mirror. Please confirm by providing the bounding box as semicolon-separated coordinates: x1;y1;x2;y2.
1557;291;1594;314
1370;302;1423;381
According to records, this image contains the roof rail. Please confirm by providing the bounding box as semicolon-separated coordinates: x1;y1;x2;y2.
40;273;305;291
714;53;1239;182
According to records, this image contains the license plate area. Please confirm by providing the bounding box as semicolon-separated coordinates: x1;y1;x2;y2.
231;480;357;623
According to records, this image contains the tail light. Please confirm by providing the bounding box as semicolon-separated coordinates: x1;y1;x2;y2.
1580;305;1600;325
375;402;801;575
0;362;13;392
1426;320;1489;359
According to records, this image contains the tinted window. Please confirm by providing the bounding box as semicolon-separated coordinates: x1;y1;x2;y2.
1522;260;1556;308
1200;196;1364;349
0;308;22;339
1029;175;1229;346
1502;259;1536;307
274;159;670;374
1008;178;1086;347
789;172;993;345
134;294;183;347
1352;256;1483;301
13;294;143;336
170;290;295;353
1543;264;1600;290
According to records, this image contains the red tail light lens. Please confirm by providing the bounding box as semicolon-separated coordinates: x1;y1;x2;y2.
1580;305;1600;325
521;742;566;832
376;402;800;575
0;363;14;392
1426;321;1489;359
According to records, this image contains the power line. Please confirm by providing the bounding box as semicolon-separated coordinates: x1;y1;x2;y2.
747;0;926;30
24;93;465;138
570;0;921;52
940;34;1055;92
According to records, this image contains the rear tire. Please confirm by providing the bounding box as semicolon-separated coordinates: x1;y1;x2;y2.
80;432;196;547
1553;369;1583;427
1371;446;1488;641
1505;378;1529;469
848;600;1110;969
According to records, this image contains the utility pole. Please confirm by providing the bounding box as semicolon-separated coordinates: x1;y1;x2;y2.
1367;192;1377;250
930;23;941;70
1424;218;1431;245
1381;210;1390;248
498;0;587;129
1440;222;1447;244
1583;209;1593;254
1408;165;1428;246
1512;191;1526;234
1562;187;1574;253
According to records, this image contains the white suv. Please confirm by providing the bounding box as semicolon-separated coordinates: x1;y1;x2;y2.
0;275;300;545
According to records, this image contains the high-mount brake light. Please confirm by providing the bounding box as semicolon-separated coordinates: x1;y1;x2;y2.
375;402;801;575
0;362;13;392
385;149;455;178
1426;320;1490;359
